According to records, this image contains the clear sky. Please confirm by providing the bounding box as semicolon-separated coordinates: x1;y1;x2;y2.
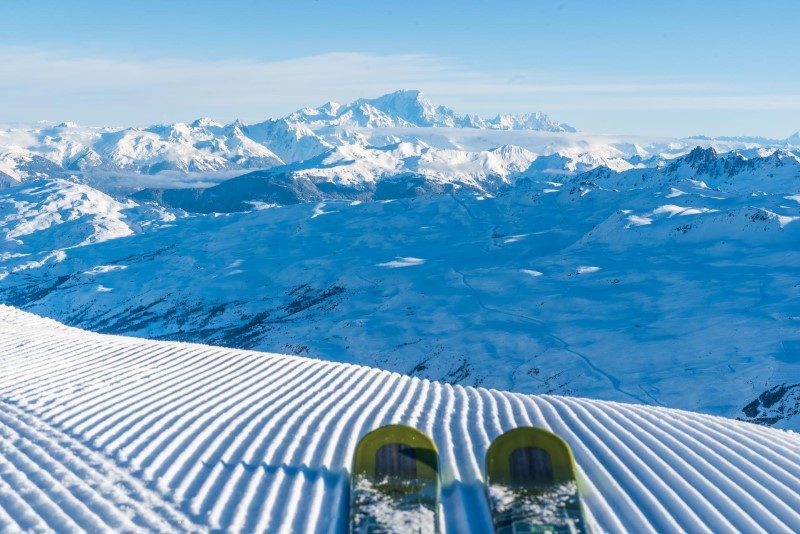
2;0;798;137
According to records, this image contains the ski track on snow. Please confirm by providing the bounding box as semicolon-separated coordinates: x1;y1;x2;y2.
0;305;799;533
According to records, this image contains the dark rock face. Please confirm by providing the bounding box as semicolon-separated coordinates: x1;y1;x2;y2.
669;146;750;178
741;384;800;425
373;174;459;200
134;172;326;212
133;170;475;213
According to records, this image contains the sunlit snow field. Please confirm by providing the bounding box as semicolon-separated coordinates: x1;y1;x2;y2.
2;155;799;428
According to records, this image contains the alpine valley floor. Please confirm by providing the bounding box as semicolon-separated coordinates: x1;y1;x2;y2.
1;306;799;533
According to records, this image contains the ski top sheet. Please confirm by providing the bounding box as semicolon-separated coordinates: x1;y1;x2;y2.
485;427;587;534
350;424;440;534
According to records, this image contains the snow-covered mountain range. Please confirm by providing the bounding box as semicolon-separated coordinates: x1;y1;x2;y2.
0;90;576;190
285;89;576;131
2;89;798;196
1;91;800;430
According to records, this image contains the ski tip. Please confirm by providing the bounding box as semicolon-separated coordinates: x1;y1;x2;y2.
353;424;439;480
486;427;577;486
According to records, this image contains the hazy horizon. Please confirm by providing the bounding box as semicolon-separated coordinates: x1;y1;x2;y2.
2;0;799;137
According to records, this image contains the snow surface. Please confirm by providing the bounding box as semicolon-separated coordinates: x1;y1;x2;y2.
0;306;799;533
3;145;800;429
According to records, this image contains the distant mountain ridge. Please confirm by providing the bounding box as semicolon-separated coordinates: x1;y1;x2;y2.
135;143;800;213
0;90;576;187
575;146;800;196
1;90;798;201
286;89;576;131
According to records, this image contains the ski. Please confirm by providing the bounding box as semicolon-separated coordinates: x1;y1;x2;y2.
485;427;587;534
350;424;440;533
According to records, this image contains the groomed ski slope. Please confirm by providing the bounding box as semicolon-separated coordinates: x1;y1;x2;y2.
1;306;799;533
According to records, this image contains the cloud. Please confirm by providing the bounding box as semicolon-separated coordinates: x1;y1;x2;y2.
0;47;797;134
0;48;454;124
618;94;800;111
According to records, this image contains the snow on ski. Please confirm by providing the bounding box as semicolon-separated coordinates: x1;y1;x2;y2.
350;425;439;533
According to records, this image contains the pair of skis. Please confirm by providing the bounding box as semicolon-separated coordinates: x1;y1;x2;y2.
350;425;586;533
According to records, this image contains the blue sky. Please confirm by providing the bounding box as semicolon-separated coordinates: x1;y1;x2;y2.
2;0;798;137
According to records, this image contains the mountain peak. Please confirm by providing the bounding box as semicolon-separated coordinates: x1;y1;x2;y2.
686;146;718;163
362;89;450;127
489;111;576;132
318;101;341;115
190;117;222;129
282;89;574;132
371;88;424;103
